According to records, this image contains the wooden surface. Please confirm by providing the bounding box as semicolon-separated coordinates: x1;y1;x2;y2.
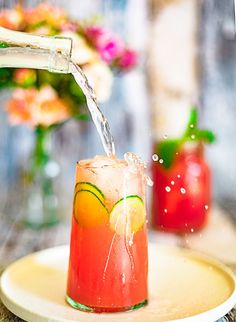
1;209;236;322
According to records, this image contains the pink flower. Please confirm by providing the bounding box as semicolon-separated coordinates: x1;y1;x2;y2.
117;49;138;70
7;86;70;127
60;22;78;32
86;26;124;63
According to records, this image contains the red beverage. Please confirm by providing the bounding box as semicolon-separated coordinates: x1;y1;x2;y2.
152;144;211;233
67;155;148;312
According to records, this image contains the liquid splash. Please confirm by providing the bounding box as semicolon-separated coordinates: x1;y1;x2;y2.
124;152;153;187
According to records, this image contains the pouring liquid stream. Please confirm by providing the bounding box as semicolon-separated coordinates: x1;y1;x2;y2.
70;61;153;186
69;61;115;157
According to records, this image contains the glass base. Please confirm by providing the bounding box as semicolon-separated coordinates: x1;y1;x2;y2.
66;295;148;313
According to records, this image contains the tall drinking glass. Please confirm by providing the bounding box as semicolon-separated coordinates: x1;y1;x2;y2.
66;155;148;312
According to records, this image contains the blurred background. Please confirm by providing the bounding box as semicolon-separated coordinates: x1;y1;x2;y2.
1;0;236;321
0;0;236;266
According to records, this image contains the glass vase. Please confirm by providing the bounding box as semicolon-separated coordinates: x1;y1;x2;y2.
23;126;60;229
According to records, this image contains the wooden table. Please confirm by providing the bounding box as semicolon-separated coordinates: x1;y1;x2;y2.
0;208;236;322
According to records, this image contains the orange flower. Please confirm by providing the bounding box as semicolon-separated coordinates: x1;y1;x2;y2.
33;86;70;126
7;86;70;127
25;3;66;30
7;88;36;125
0;7;23;30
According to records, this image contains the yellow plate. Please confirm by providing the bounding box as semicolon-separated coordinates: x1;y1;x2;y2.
1;244;236;322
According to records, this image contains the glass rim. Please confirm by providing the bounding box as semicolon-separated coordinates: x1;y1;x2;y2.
76;160;128;170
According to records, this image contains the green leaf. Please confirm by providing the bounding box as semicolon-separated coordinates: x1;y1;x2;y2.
184;107;216;144
187;107;198;129
0;42;9;48
192;129;216;143
156;139;180;169
74;113;90;121
156;107;216;169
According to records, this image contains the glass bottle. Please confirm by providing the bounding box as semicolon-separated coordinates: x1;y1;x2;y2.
0;26;72;73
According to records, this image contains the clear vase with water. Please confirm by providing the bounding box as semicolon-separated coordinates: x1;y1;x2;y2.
23;127;60;228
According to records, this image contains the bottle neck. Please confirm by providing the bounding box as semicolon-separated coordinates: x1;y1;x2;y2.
0;47;70;73
0;27;72;73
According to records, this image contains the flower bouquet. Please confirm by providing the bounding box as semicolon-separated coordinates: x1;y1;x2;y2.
0;3;137;228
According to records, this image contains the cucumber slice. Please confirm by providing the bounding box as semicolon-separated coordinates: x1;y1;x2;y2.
109;195;145;235
73;190;109;228
75;182;105;202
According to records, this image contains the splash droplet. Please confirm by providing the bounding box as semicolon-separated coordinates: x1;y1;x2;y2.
191;134;196;140
190;124;194;128
171;180;175;185
146;176;154;187
190;228;194;233
159;159;164;164
180;187;186;194
165;186;171;192
164;208;168;213
152;154;158;162
205;205;209;210
163;134;168;139
177;174;181;178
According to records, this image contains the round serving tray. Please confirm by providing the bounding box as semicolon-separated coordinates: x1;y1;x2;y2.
1;243;236;322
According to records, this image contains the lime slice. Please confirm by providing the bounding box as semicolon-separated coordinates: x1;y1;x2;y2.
75;182;105;202
109;195;145;235
73;190;108;228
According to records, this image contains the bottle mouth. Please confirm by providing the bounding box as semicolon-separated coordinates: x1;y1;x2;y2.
51;36;72;59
